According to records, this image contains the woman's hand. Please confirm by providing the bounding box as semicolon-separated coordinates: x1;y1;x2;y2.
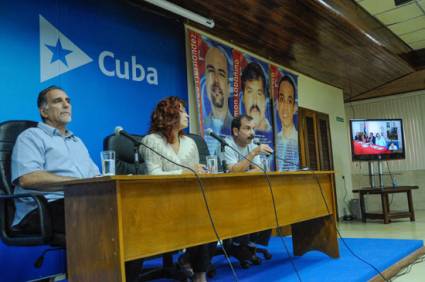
195;163;208;174
182;164;208;174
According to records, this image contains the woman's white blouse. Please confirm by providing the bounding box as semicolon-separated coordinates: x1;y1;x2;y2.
140;133;199;175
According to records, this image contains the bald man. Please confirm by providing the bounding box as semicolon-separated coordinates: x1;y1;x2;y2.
203;47;233;135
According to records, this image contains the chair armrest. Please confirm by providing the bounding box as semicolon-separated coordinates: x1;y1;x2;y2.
0;192;53;246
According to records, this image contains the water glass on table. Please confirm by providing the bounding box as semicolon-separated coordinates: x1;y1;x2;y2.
206;155;218;174
260;154;270;172
101;150;116;176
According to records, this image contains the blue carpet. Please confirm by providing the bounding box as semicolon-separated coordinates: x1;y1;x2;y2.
0;242;66;282
1;237;422;281
145;237;423;282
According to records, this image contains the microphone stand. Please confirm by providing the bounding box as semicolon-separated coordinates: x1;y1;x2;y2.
133;144;141;175
206;130;229;173
115;129;142;174
220;142;228;173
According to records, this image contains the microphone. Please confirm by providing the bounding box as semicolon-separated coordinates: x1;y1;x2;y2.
115;126;141;145
253;138;272;157
206;128;228;147
206;128;228;171
114;126;143;173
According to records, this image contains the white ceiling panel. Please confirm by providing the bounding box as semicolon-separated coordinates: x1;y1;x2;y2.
376;4;423;25
409;39;425;49
357;0;425;50
388;15;425;35
356;0;397;15
400;28;425;43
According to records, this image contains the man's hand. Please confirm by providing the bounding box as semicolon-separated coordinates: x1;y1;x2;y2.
254;144;273;156
18;171;76;191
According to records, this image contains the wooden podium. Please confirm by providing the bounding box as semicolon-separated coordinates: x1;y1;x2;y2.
62;171;339;281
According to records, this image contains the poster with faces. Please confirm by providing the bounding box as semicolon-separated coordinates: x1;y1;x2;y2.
188;29;300;171
270;65;300;171
188;30;234;155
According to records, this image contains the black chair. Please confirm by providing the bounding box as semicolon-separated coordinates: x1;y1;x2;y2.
0;120;65;280
103;133;190;282
103;133;145;176
185;133;210;165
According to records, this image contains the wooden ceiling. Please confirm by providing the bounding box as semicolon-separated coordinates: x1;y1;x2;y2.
133;0;425;102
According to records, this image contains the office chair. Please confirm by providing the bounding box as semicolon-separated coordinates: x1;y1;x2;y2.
103;133;145;175
103;133;190;282
185;133;209;165
0;120;65;280
186;133;272;272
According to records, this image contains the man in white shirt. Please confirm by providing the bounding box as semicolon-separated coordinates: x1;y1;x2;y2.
375;133;387;147
12;86;99;232
222;115;273;172
220;115;273;267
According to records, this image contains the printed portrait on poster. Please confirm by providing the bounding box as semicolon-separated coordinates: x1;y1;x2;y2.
271;65;300;171
233;50;274;170
189;30;234;155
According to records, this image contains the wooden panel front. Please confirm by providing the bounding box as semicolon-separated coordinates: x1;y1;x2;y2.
120;173;276;260
272;172;334;224
62;171;337;281
117;172;335;260
65;181;124;282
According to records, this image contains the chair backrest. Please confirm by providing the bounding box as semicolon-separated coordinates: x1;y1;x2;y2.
0;120;38;195
103;134;145;175
0;120;43;244
185;133;210;165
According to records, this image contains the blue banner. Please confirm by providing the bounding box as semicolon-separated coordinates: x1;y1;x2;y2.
0;1;187;279
0;0;187;167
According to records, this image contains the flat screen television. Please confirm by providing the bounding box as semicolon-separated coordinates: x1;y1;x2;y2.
349;119;405;161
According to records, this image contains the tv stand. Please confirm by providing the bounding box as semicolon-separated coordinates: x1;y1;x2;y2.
352;186;418;224
367;160;387;188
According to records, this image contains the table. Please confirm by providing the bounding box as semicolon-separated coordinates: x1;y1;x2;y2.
352;186;418;224
352;141;389;155
60;171;338;281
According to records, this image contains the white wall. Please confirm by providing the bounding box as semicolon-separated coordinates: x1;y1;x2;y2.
346;90;425;211
185;26;352;217
299;76;353;217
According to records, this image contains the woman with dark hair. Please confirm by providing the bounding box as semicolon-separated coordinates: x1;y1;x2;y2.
140;96;211;282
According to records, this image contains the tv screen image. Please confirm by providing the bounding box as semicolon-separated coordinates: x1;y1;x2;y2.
349;119;405;161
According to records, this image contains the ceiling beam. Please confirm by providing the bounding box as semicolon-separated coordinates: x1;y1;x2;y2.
400;48;425;70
